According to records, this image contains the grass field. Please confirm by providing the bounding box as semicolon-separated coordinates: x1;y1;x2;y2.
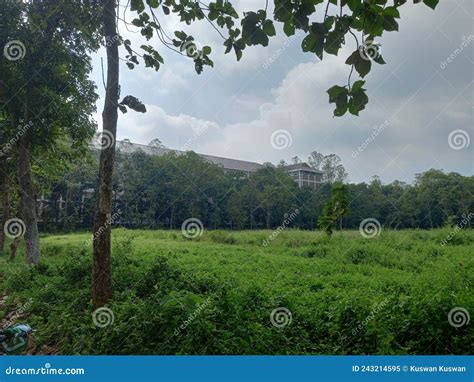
0;228;472;355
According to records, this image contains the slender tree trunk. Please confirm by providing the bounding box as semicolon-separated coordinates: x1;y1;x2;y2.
9;236;20;261
92;0;119;309
16;116;40;265
169;205;174;229
0;158;10;253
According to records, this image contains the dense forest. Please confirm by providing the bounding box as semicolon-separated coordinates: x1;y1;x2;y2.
29;149;474;232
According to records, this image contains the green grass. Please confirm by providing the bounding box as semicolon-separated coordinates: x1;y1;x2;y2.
0;228;472;355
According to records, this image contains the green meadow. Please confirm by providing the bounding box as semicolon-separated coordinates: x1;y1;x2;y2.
1;228;472;355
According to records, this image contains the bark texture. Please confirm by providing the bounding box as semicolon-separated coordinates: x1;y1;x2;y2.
92;0;119;309
0;158;10;253
16;128;40;265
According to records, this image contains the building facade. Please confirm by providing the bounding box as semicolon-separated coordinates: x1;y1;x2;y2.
112;140;323;189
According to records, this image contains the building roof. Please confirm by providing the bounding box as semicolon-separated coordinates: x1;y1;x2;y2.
282;163;323;174
111;140;264;173
91;139;320;175
199;153;264;172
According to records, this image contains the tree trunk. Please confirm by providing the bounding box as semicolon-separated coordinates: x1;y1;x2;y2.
92;0;119;309
0;158;10;253
17;127;40;265
9;236;21;261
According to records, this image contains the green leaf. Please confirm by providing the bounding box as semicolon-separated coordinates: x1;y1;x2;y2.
345;50;371;78
348;88;369;116
327;85;349;117
383;16;399;32
262;20;276;37
131;0;145;13
372;53;386;65
351;80;365;92
147;0;159;7
383;6;400;18
120;96;147;113
423;0;439;10
283;20;295;36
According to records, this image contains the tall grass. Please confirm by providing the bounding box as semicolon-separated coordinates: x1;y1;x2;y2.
0;228;472;355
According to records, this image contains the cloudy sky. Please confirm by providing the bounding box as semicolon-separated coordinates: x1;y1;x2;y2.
91;0;473;184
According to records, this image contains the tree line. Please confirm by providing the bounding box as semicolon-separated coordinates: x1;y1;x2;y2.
34;150;473;232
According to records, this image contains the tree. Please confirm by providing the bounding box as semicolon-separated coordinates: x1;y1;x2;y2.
0;1;98;264
308;151;347;183
308;151;325;170
318;182;349;236
291;156;302;164
149;138;166;148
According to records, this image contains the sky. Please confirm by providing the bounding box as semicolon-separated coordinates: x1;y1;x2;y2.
91;0;473;184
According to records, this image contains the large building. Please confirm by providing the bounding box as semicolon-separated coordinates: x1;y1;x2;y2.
113;140;323;189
